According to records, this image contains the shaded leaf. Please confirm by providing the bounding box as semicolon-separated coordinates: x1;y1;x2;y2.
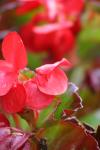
47;118;100;150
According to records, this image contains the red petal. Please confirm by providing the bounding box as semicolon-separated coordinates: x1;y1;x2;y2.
44;0;57;19
0;75;17;96
1;84;26;113
0;60;14;72
34;22;72;34
0;60;17;96
36;58;71;74
51;29;74;60
20;22;34;52
36;68;68;95
24;81;54;110
0;113;10;127
65;0;84;15
2;32;27;70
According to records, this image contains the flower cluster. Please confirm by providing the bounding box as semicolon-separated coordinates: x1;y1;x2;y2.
16;0;84;61
0;32;71;113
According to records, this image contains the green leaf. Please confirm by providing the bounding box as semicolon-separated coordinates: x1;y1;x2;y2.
54;94;71;120
17;115;30;131
37;101;56;128
81;110;100;129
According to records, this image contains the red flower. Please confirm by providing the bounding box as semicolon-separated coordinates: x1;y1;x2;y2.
23;58;71;109
0;32;71;111
0;32;27;113
35;58;71;95
18;0;84;61
20;18;74;60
